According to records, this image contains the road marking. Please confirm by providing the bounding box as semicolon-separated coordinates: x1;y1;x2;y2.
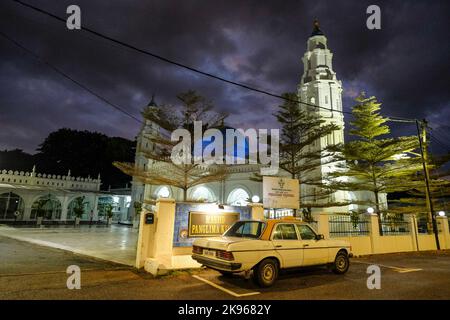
192;275;260;297
395;268;423;273
353;260;422;273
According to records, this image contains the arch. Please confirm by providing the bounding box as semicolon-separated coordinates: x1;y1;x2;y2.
0;192;25;219
154;185;172;199
315;42;326;49
190;186;216;202
30;194;62;220
348;191;358;212
67;196;91;220
227;187;250;206
97;196;114;219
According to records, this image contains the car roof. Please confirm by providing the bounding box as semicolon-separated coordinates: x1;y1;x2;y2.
238;218;309;225
241;217;311;240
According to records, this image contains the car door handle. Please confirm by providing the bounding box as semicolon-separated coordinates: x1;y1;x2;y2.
303;244;309;247
275;245;282;248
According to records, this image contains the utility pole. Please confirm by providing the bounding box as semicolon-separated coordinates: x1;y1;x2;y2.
415;119;440;250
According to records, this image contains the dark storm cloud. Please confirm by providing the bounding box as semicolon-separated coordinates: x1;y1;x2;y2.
0;0;449;153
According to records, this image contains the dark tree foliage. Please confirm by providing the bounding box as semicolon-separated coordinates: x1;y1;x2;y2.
0;149;35;171
1;129;135;190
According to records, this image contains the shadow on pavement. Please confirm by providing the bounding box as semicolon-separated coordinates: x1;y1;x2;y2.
213;266;346;293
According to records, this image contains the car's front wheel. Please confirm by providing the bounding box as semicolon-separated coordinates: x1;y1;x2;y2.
332;251;350;274
253;258;278;287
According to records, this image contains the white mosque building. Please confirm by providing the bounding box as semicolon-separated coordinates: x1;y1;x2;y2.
129;21;384;221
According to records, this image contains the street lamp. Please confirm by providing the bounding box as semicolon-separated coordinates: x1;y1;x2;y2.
251;195;260;203
158;186;170;198
438;211;445;217
367;207;374;214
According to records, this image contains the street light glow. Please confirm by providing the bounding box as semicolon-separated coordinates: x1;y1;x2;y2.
158;186;170;198
438;211;446;217
367;207;374;214
251;195;260;203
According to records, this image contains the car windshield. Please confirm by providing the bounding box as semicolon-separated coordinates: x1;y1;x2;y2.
224;221;266;239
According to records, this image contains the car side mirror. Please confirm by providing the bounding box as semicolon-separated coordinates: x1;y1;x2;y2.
315;234;324;240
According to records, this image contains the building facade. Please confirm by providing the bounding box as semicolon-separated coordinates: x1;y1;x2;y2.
0;167;101;222
0;167;133;223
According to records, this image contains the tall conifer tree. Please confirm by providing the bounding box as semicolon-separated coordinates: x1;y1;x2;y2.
268;92;349;217
327;93;422;228
114;90;229;202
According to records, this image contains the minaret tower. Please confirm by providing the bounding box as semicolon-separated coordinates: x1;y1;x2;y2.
297;20;347;211
129;95;160;221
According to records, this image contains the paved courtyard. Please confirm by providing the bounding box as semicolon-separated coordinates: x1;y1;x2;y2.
0;224;137;266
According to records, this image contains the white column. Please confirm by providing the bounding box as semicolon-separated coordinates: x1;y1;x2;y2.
248;203;264;220
437;216;450;250
312;212;330;239
368;213;380;254
135;198;176;273
22;193;34;221
406;214;419;251
60;195;69;221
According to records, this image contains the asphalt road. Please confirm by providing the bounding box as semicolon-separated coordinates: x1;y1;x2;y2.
1;236;450;300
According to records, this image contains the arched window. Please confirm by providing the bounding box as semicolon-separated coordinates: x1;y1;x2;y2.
31;195;62;220
227;188;250;206
0;192;25;219
348;192;357;212
67;196;91;220
315;42;326;49
191;186;215;202
155;186;171;199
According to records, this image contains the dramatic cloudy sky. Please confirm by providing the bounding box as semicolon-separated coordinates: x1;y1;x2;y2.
1;0;449;154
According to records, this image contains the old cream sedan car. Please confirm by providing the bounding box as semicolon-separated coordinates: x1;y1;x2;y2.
192;218;352;287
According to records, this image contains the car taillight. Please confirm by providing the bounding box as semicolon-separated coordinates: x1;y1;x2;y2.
216;250;234;261
192;246;203;254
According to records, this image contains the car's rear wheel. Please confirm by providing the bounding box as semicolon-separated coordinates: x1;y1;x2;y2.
332;251;349;274
253;258;278;287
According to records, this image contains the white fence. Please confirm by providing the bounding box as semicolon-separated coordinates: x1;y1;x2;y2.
312;213;450;256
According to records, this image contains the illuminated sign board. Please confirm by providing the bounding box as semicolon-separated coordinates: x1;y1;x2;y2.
188;211;239;237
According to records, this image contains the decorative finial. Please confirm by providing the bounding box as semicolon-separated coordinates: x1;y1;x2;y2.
148;94;157;107
67;169;71;176
311;18;324;36
314;19;320;29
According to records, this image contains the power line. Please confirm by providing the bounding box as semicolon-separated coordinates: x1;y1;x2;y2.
11;0;420;123
430;126;450;141
0;30;144;125
430;133;450;152
429;125;450;150
430;128;450;144
429;120;450;129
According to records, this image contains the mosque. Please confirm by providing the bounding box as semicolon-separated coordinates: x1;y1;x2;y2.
129;21;384;222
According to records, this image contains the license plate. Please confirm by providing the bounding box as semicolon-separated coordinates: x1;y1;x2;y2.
204;249;216;257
